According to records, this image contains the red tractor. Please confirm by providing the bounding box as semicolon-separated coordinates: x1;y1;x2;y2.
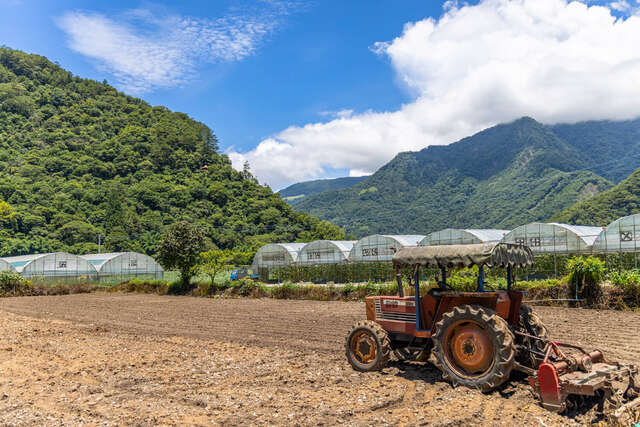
345;243;640;421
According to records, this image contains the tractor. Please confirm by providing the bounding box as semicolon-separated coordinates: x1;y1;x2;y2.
345;243;640;422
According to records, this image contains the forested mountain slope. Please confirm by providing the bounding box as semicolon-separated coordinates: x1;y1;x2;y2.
279;176;367;204
552;168;640;225
296;117;613;236
0;48;344;256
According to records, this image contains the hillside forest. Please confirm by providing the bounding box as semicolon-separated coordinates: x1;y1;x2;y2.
0;48;345;257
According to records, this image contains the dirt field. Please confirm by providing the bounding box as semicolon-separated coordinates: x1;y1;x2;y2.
0;294;639;426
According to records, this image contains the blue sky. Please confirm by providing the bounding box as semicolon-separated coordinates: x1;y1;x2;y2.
0;1;446;177
1;0;639;189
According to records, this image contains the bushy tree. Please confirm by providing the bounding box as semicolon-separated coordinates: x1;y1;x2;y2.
200;249;234;284
157;221;206;289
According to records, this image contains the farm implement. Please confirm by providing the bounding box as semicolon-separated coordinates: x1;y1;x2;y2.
345;243;640;423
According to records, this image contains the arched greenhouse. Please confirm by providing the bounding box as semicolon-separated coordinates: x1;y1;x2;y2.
80;252;164;280
349;235;425;262
592;214;640;253
420;229;509;246
2;252;98;280
298;240;357;266
251;243;306;268
500;223;601;254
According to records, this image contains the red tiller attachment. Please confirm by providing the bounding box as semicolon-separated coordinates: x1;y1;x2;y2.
525;338;640;423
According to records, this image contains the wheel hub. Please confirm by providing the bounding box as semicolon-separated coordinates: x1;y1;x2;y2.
353;331;377;363
448;323;494;375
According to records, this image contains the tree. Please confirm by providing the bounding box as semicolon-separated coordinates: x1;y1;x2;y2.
200;249;234;284
157;221;205;289
0;201;16;226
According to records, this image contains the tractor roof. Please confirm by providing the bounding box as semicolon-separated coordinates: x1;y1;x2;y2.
392;243;534;268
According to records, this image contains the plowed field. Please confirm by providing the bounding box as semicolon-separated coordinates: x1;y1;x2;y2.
0;294;638;426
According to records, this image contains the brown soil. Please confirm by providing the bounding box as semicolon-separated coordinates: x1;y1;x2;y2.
0;294;638;426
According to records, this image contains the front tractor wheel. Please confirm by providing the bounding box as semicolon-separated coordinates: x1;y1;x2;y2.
345;320;391;372
432;305;515;392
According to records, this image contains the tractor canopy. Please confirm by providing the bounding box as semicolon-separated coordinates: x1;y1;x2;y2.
392;243;534;269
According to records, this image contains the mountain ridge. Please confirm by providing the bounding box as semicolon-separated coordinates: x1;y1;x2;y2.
295;117;623;236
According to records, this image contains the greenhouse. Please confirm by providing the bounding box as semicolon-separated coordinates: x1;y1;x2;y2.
349;235;425;262
0;259;16;272
500;223;601;254
592;214;640;253
420;229;509;246
2;252;98;280
298;240;357;266
251;243;306;268
80;252;164;280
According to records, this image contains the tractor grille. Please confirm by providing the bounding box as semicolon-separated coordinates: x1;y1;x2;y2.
374;299;415;322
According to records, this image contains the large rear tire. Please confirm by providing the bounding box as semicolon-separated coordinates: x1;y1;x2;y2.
432;305;515;392
345;320;391;372
516;304;549;369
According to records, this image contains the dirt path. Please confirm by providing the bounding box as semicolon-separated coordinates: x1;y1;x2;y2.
0;294;638;425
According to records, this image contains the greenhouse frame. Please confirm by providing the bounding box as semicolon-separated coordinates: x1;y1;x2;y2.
349;235;425;262
2;252;98;280
251;243;306;268
80;252;164;280
420;229;509;246
592;214;640;253
500;223;601;254
297;240;357;266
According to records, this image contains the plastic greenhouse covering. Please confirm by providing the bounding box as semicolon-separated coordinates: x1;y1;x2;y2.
349;235;425;262
500;223;601;254
298;240;357;265
0;258;16;272
592;214;640;253
251;243;306;268
80;252;164;280
2;252;98;279
420;229;509;246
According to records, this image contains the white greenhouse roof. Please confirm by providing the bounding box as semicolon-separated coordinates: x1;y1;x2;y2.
298;240;358;264
593;213;640;252
80;252;163;272
548;223;603;246
2;252;97;274
501;222;601;253
3;253;58;272
378;235;426;247
421;229;509;246
324;240;357;253
253;243;307;266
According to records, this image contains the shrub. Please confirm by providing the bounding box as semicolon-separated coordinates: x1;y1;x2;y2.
567;256;605;306
0;271;32;295
609;270;640;308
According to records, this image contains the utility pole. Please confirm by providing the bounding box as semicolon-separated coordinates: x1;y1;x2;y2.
97;235;105;253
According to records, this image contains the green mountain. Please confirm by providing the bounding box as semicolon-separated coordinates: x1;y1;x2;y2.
0;47;344;257
279;176;368;204
550;118;640;183
552;167;640;225
295;117;614;236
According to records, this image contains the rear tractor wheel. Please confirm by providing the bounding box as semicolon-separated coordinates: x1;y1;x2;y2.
432;305;515;392
345;320;391;372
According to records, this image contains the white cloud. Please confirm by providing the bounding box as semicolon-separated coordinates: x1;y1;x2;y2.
230;0;640;189
57;4;293;93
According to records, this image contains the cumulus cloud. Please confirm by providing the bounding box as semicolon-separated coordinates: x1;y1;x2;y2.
230;0;640;189
57;3;295;93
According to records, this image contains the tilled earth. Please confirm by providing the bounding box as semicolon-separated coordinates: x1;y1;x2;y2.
0;294;639;426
